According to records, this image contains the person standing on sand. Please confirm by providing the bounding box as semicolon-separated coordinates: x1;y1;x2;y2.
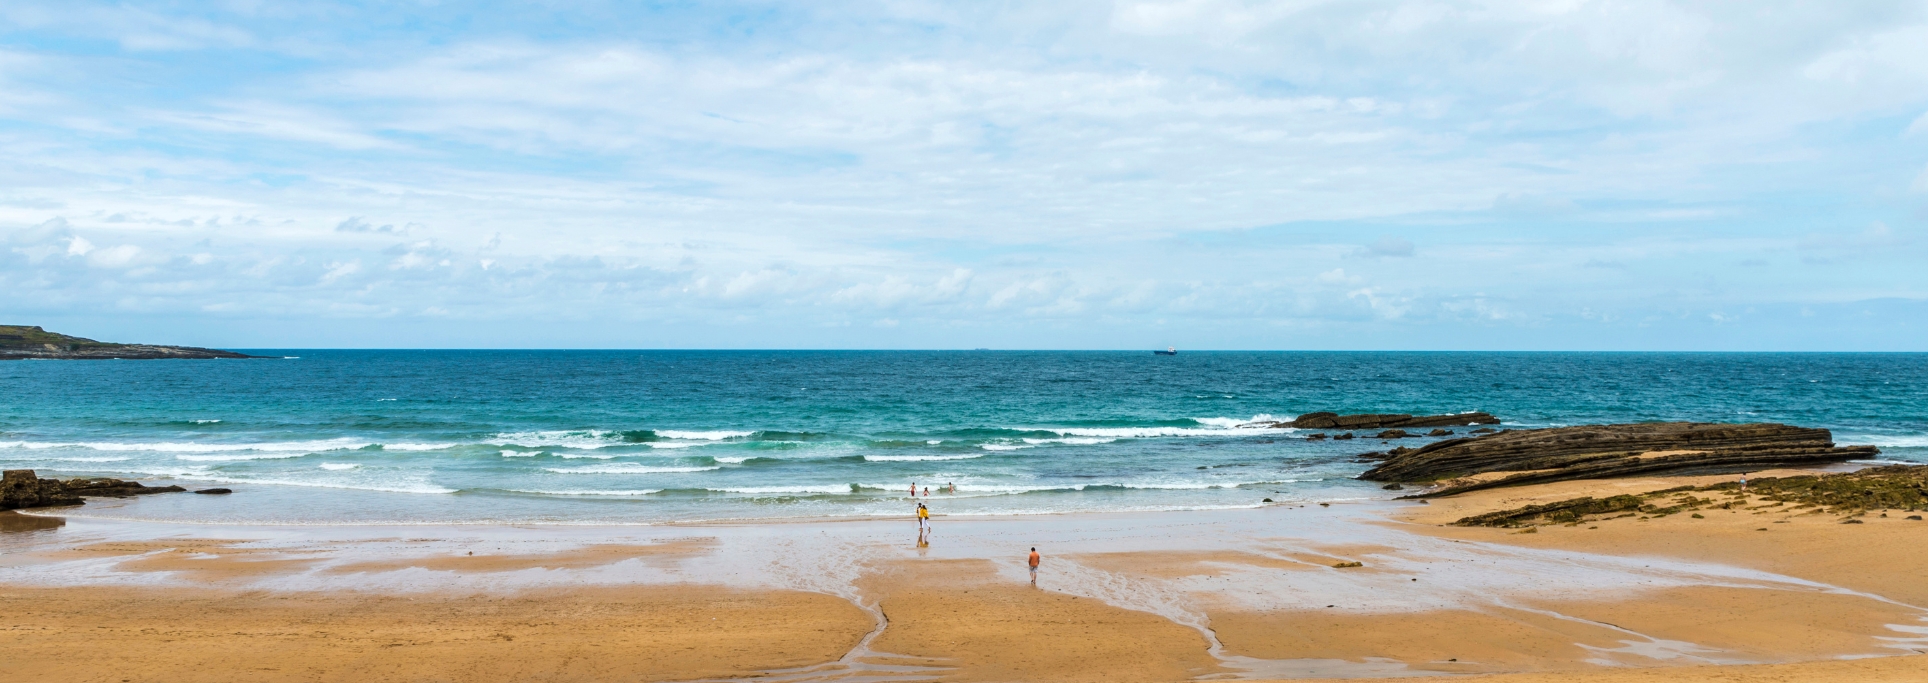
1741;473;1748;493
1028;547;1041;585
917;502;930;530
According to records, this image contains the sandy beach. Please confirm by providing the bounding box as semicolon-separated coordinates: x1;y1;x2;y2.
5;468;1927;682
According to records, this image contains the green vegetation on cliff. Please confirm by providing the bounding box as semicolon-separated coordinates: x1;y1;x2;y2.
0;325;260;360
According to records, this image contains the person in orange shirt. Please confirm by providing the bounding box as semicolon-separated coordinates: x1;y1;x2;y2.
1028;547;1041;585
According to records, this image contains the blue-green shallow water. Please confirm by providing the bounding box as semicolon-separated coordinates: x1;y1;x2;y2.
3;351;1924;525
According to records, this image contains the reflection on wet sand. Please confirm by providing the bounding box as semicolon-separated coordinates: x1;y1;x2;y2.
4;472;1928;682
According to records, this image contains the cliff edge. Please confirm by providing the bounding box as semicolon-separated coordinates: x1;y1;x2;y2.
0;325;264;360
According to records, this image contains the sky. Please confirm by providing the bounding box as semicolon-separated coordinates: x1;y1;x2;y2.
2;1;1927;350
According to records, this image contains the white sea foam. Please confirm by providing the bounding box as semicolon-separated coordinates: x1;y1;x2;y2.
712;456;753;464
176;452;314;462
1194;414;1282;429
1020;437;1119;445
656;430;754;440
218;478;456;494
486;430;620;449
514;489;663;496
542;464;721;475
1840;434;1928;448
865;454;987;462
709;485;854;494
191;419;222;424
320;463;360;471
112;465;213;478
136;470;456;494
378;443;456;452
0;455;132;463
642;442;713;449
4;438;369;453
927;440;942;445
500;450;536;457
1027;425;1274;438
979;444;1032;451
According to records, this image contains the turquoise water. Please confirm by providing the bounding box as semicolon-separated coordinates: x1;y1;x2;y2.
2;351;1924;524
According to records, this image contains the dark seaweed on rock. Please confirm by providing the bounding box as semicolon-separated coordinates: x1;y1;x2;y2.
1360;422;1877;496
1;470;186;510
1454;465;1928;527
1253;411;1500;430
1712;465;1928;515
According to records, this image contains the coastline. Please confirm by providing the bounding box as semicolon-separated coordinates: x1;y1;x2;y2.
6;467;1927;681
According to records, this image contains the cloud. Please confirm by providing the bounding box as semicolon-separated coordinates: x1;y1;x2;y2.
336;217;405;235
0;2;1924;347
1358;236;1416;258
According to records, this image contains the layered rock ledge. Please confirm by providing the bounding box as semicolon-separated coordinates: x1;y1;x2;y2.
1244;411;1501;430
1;470;186;510
1358;422;1879;497
1;325;263;360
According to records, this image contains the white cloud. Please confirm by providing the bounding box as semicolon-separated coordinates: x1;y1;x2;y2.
87;243;140;267
0;2;1924;347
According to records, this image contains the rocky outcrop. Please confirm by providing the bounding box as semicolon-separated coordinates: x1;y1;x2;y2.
1;470;83;509
60;477;188;497
1;470;185;510
1358;422;1879;497
1248;412;1500;430
0;325;262;360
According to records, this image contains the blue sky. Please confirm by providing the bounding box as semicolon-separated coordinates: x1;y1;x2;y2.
2;1;1926;350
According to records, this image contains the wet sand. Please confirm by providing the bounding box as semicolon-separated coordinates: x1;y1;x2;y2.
0;585;871;683
3;470;1926;682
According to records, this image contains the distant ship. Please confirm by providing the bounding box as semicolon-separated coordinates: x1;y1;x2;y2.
1154;346;1177;356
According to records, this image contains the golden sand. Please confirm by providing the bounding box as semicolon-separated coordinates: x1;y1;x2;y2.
6;469;1928;682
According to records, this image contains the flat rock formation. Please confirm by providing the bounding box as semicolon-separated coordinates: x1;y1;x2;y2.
1452;465;1928;527
0;325;262;360
1245;411;1500;430
1;470;186;510
1358;422;1878;497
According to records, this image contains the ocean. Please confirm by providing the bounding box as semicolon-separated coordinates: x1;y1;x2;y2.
3;351;1924;525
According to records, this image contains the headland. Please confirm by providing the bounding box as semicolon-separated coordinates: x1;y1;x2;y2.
0;325;263;360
